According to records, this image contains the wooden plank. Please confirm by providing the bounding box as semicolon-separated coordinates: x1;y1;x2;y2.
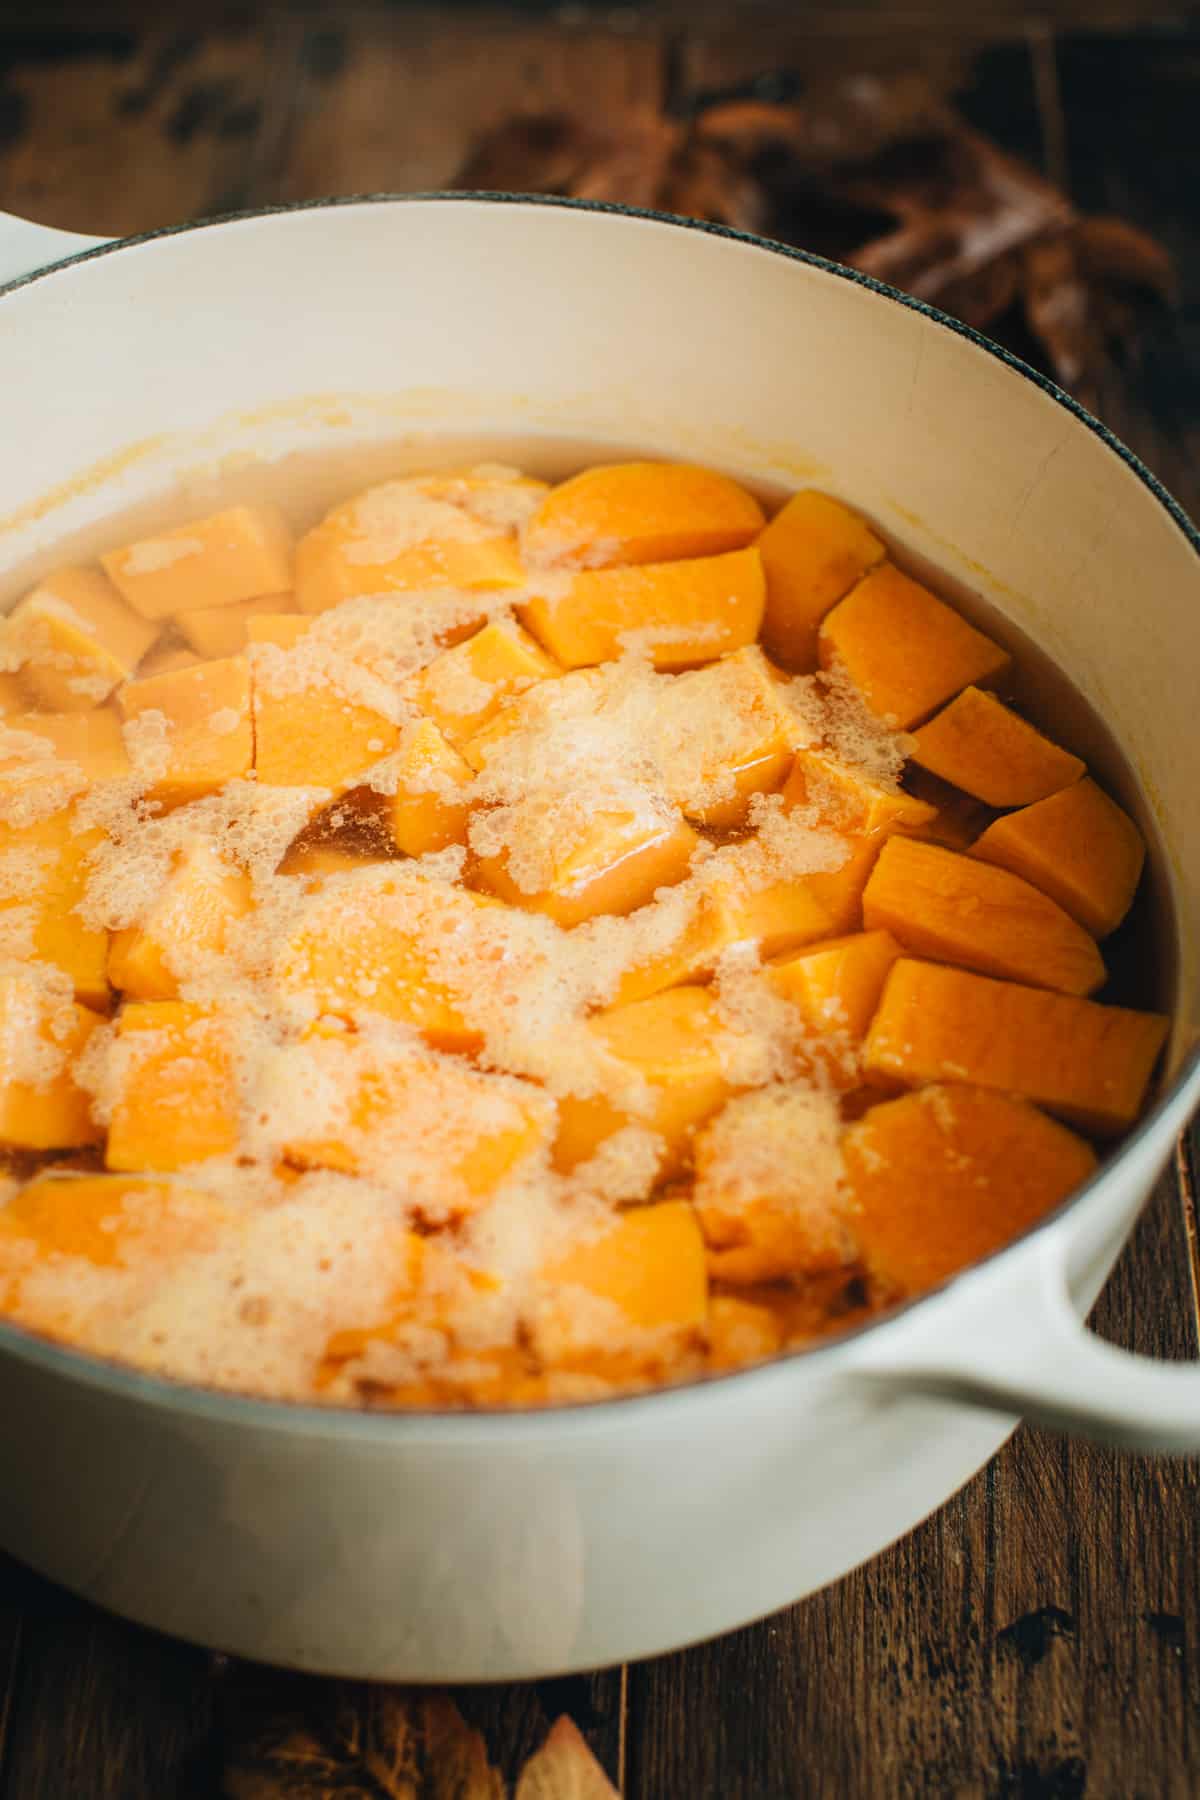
0;20;299;235
627;1172;1200;1799
275;7;664;201
0;1567;219;1800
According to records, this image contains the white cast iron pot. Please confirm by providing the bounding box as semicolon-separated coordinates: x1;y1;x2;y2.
0;198;1198;1681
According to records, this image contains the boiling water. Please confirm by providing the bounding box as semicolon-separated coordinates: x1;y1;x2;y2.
1;431;1175;1025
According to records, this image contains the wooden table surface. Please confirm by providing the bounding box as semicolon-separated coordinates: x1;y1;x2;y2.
1;4;1198;1795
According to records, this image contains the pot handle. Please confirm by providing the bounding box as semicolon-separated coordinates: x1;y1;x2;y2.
0;209;111;287
847;1232;1200;1453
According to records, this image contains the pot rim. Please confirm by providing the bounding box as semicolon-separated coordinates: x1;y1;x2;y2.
1;188;1196;1442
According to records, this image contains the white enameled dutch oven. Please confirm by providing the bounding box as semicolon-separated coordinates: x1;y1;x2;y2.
0;197;1198;1682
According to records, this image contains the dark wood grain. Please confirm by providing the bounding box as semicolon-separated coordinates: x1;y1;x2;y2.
0;12;1197;1799
0;1563;220;1799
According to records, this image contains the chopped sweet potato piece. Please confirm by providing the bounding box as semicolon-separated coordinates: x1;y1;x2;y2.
245;613;312;649
757;490;886;671
766;928;902;1046
0;1172;228;1340
862;835;1105;995
252;651;398;795
107;841;252;1000
0;673;25;714
0;809;110;1007
862;957;1169;1135
554;986;735;1179
0;708;130;812
0;1172;224;1270
610;856;839;1009
294;477;524;615
120;655;253;808
7;566;158;711
844;1083;1097;1294
103;505;292;620
802;834;884;935
106;1001;239;1170
694;1086;853;1282
706;1293;785;1369
265;1029;552;1209
518;546;765;670
522;461;764;569
783;745;936;836
407;620;558;747
971;777;1145;938
532;1200;708;1373
819;564;1010;728
176;591;296;659
651;645;797;828
472;799;698;929
0;975;102;1150
386;718;474;857
911;685;1084;806
274;868;501;1052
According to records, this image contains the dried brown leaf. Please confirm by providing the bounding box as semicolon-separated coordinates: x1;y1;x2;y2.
424;1695;506;1800
453;65;1175;396
513;1717;620;1800
1072;214;1176;298
222;1687;502;1800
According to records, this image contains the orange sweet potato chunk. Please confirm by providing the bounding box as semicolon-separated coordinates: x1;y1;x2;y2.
522;461;764;569
294;477;524;615
553;986;735;1179
252;656;398;795
518;547;765;670
862;835;1106;996
8;566;159;712
106;1001;239;1170
103;505;293;621
0;976;103;1151
407;620;559;748
386;718;474;858
766;928;902;1048
911;686;1084;807
0;809;111;1008
651;645;797;829
843;1083;1097;1294
783;745;936;837
0;708;130;811
274;868;501;1052
971;777;1145;939
757;490;886;671
269;1030;551;1209
473;803;699;930
694;1085;854;1283
107;841;252;1000
0;1172;228;1340
533;1199;708;1371
706;1294;784;1370
0;1173;225;1273
818;564;1010;728
119;655;253;808
176;591;296;658
862;957;1169;1136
